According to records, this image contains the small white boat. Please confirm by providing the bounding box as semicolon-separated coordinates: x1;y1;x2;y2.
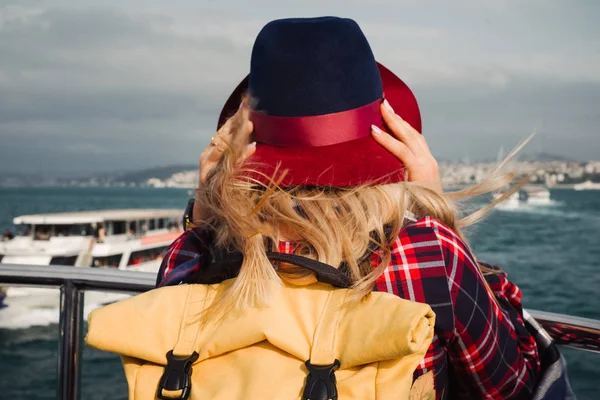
522;187;553;205
494;187;553;209
573;180;600;191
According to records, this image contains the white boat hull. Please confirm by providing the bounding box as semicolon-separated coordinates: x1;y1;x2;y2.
527;198;553;206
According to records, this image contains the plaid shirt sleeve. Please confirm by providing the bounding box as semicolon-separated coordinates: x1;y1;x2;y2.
156;228;211;287
374;216;540;399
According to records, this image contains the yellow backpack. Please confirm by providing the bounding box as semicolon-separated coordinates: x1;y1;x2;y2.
86;256;435;400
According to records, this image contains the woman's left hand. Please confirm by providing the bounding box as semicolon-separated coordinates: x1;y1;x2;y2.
371;99;443;193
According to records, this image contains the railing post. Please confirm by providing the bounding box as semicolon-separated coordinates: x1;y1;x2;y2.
57;281;83;400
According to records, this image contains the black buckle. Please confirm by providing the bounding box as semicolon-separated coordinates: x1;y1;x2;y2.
183;198;195;230
157;350;199;400
302;359;341;400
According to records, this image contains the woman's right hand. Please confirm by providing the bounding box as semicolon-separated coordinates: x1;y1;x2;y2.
193;103;255;224
371;99;443;193
199;104;256;184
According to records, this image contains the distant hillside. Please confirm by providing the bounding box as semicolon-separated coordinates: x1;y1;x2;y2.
62;164;198;187
519;152;577;162
0;172;64;187
0;165;198;187
114;165;197;183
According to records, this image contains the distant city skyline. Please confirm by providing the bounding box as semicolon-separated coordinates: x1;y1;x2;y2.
1;1;599;175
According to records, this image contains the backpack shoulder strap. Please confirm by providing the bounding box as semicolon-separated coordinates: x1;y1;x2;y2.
204;252;352;288
302;288;348;400
173;285;215;356
157;284;215;400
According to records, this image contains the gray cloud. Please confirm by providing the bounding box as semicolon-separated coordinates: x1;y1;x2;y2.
419;78;600;161
0;6;248;174
0;2;599;176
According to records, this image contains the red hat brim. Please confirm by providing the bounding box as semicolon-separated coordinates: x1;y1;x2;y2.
217;63;421;187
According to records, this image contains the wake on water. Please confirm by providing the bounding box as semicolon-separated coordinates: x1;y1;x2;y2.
0;289;130;330
0;303;62;329
495;199;561;212
493;200;600;221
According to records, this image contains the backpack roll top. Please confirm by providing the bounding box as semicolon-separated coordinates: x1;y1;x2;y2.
86;280;435;399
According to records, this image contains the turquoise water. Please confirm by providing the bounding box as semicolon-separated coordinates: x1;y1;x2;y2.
0;187;598;399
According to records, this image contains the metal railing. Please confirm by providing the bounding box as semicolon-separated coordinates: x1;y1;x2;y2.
1;264;599;400
0;264;155;400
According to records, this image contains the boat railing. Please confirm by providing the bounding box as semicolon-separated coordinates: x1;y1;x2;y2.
0;264;155;400
1;263;599;400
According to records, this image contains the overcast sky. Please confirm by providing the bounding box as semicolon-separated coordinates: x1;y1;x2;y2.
1;0;599;176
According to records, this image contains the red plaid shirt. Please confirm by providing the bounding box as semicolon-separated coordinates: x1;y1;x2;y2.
157;216;540;399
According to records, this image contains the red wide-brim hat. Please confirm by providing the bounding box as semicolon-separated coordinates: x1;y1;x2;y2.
217;17;421;188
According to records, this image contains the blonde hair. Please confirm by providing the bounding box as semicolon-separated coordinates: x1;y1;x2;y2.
197;107;529;318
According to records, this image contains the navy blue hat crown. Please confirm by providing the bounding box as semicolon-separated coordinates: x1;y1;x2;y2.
249;17;383;117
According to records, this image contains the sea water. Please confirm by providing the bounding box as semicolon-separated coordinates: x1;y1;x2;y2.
0;187;598;399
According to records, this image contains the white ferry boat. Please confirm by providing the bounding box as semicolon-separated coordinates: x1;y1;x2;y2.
0;209;183;270
573;180;600;191
0;209;183;316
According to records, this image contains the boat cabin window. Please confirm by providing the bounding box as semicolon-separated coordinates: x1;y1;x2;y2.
56;224;93;237
127;245;168;266
33;224;93;239
50;255;78;266
54;225;71;236
34;225;52;240
104;217;176;237
128;221;138;236
140;220;148;234
92;254;122;268
110;221;127;235
15;224;32;237
94;224;106;243
167;217;180;231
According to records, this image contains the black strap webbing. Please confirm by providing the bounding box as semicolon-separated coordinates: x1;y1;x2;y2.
266;252;351;288
199;251;351;288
